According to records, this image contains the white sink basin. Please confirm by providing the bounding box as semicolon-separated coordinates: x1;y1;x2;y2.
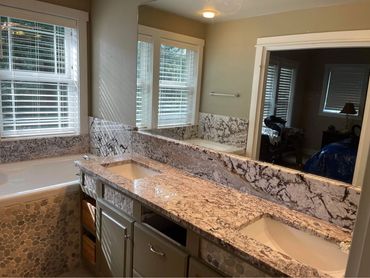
240;216;348;277
107;161;159;180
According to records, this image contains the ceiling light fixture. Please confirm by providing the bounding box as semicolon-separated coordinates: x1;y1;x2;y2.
202;10;216;19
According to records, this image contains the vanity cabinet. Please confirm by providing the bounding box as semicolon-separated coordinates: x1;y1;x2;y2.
96;198;134;277
188;257;223;277
81;179;267;277
133;223;188;277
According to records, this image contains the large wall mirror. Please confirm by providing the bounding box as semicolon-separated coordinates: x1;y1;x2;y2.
135;0;370;187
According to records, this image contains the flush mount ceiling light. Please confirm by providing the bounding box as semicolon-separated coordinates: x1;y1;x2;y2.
202;10;217;19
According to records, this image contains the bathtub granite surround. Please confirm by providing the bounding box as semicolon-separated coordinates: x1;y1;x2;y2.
145;125;199;140
0;189;81;277
76;155;351;277
144;113;248;149
198;112;248;148
0;135;89;164
89;117;137;157
132;131;360;230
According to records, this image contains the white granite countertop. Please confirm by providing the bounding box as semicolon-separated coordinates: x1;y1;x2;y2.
76;154;351;277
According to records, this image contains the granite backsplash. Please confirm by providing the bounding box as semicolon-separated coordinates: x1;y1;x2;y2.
89;116;360;230
0;134;89;164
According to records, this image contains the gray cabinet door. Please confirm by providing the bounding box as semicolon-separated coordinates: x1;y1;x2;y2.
96;198;134;277
188;257;223;277
133;223;188;277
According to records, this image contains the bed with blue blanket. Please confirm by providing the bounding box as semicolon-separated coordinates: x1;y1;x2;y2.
304;137;358;183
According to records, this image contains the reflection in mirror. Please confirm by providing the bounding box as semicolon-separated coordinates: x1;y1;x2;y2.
136;4;249;156
135;3;369;185
260;48;369;184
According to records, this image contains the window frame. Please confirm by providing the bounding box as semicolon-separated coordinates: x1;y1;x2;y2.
137;25;204;129
263;57;297;127
319;64;369;119
0;0;88;139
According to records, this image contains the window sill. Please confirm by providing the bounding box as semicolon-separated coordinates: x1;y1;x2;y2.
0;132;80;142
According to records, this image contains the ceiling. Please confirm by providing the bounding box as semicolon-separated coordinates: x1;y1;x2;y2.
146;0;367;22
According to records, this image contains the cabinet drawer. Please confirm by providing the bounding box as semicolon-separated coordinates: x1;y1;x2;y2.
188;257;223;277
82;234;96;265
82;200;96;234
133;223;188;277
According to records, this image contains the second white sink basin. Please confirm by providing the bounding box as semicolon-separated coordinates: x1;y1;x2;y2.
240;216;348;277
107;161;159;180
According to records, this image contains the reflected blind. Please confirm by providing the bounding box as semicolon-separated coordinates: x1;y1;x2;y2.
136;40;152;128
263;65;277;120
323;66;369;114
275;67;295;121
0;16;79;137
263;63;295;124
158;44;196;127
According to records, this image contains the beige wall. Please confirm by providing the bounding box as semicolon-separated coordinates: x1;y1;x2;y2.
91;0;141;125
138;6;207;39
37;0;90;12
201;1;370;118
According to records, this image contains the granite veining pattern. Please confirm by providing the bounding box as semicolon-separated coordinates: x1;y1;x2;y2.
76;155;352;278
146;125;198;140
89;117;136;157
198;112;248;148
0;191;81;277
200;239;269;277
104;185;134;216
132;131;360;230
81;173;98;199
0;134;89;164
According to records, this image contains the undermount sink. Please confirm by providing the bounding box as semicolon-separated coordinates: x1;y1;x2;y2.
240;216;348;277
106;161;160;180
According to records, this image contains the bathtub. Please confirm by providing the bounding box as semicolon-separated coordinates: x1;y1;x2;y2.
0;154;83;276
0;154;83;206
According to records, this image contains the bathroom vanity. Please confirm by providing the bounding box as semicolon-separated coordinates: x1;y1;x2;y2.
76;155;351;277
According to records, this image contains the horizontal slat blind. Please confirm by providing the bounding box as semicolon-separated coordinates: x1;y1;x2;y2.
158;43;196;127
263;63;295;124
136;40;152;128
324;66;368;114
275;67;294;121
0;16;79;137
263;65;277;120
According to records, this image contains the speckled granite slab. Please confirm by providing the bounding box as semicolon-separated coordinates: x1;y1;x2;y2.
75;155;351;277
0;134;89;164
198;112;248;148
145;125;199;140
132;131;360;230
89;117;137;157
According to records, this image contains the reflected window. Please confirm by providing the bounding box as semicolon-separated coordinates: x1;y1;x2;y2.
136;26;204;129
320;64;369;117
263;61;296;126
136;37;153;128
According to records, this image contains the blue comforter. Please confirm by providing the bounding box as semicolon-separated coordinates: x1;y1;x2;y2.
304;139;357;183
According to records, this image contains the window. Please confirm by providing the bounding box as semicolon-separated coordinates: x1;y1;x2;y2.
320;65;369;117
0;13;82;138
158;43;196;127
263;61;296;126
136;26;204;129
136;37;153;128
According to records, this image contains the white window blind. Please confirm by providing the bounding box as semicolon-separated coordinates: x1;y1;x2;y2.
158;43;196;127
263;62;296;125
263;64;277;120
0;16;79;137
136;39;152;128
322;65;369;115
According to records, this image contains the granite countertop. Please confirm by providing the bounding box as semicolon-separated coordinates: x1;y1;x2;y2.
76;154;351;277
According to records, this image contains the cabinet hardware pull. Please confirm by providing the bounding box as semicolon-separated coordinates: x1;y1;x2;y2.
148;243;165;257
